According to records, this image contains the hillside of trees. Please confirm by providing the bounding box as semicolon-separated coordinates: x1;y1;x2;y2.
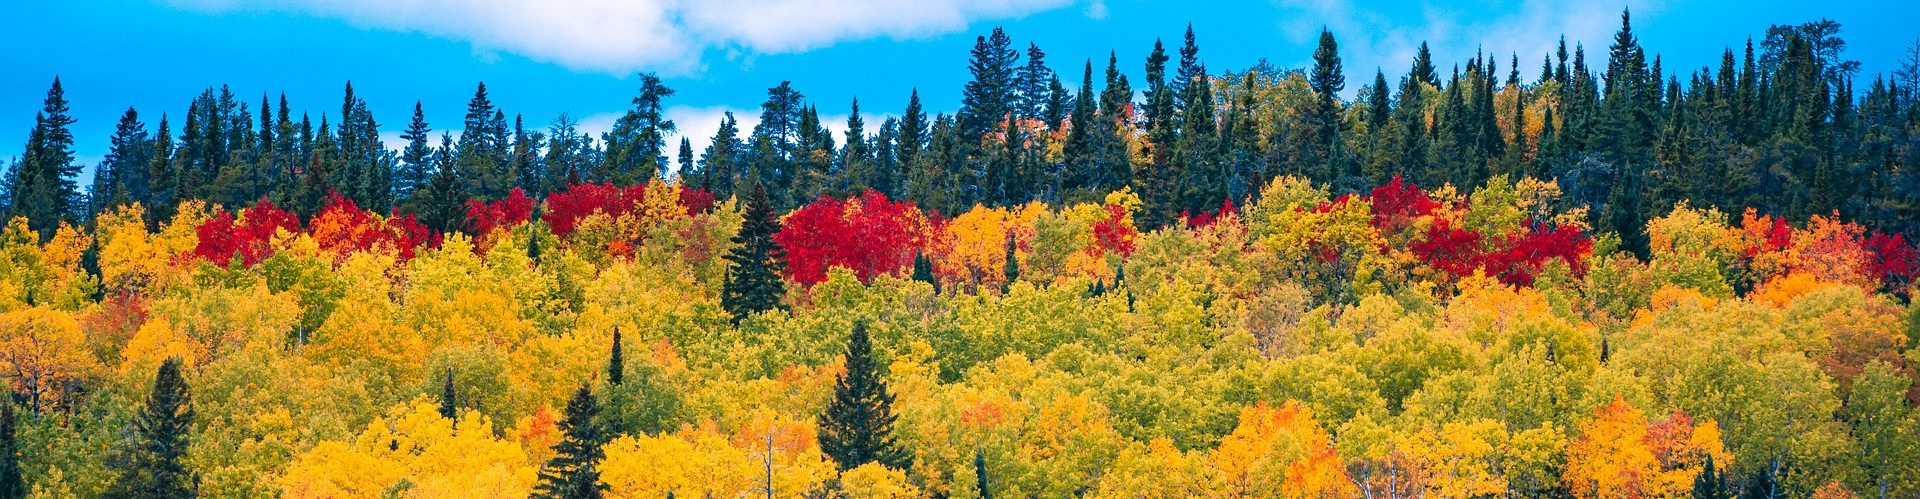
0;10;1917;498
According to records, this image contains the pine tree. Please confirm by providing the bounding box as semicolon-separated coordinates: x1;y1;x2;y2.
534;383;607;499
438;369;458;419
1692;454;1730;498
607;73;676;183
817;322;911;471
960;27;1019;145
396;102;433;203
675;137;694;183
93;107;150;212
974;449;991;499
10;78;81;238
1309;29;1347;180
721;183;786;322
912;252;939;294
606;328;624;387
700;113;742;198
106;357;195;499
1002;234;1020;289
0;402;21;499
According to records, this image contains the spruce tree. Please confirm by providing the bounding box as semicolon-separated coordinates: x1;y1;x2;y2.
1309;29;1347;180
438;369;458;420
973;449;991;499
534;383;607;499
1692;454;1730;498
396;102;433;203
606;328;624;387
1002;234;1020;289
721;183;786;322
10;78;81;238
607;73;676;183
0;402;20;499
106;357;195;499
911;252;939;294
817;322;910;471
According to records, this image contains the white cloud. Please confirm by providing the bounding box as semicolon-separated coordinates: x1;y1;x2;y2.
168;0;1077;75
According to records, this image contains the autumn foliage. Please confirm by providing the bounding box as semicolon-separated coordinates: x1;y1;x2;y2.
775;190;932;286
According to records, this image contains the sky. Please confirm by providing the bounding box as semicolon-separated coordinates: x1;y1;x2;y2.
3;0;1917;181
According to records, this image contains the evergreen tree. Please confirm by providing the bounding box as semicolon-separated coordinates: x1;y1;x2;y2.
10;78;81;237
699;113;742;198
911;252;939;294
839;99;872;194
396;102;433;203
960;27;1019;144
721;183;786;322
606;328;624;387
817;322;910;471
438;369;458;419
1692;454;1731;499
1002;233;1020;289
607;73;676;183
1015;43;1054;120
675;137;694;183
0;402;20;499
146;115;176;224
93;107;150;212
974;449;991;499
106;357;195;499
1309;29;1348;180
533;383;607;499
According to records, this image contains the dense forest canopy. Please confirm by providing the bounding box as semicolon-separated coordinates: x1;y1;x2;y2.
0;10;1917;499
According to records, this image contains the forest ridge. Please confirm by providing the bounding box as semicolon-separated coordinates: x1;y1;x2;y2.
0;9;1917;499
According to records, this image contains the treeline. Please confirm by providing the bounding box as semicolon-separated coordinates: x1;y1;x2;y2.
6;11;1920;249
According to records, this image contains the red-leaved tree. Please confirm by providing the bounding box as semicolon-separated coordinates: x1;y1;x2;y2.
774;190;932;285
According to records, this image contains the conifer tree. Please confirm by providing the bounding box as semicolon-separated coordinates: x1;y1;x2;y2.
438;369;458;419
0;402;20;499
960;27;1019;144
10;78;81;237
817;322;910;471
911;252;939;294
106;357;194;499
1002;234;1020;289
607;73;676;183
534;383;607;499
722;183;786;322
606;328;624;387
396;102;433;203
1309;29;1347;180
1692;454;1730;499
974;449;991;499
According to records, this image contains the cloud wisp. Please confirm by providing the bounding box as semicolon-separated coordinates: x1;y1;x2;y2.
169;0;1076;75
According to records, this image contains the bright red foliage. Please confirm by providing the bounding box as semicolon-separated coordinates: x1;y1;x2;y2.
544;183;651;238
193;199;299;266
1408;218;1484;278
1366;176;1440;235
1864;232;1918;291
1187;198;1238;229
774;190;931;286
1091;203;1138;257
1482;223;1592;286
464;187;535;236
679;187;716;215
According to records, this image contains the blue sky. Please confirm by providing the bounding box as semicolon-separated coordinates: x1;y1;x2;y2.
4;0;1917;179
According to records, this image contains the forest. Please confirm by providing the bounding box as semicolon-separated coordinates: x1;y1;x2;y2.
1;8;1919;498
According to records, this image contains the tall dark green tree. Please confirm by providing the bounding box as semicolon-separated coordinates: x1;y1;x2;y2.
699;113;742;198
9;78;81;237
721;183;786;322
106;357;194;499
817;322;910;471
960;27;1019;145
606;73;676;183
1309;29;1348;180
396;102;433;204
606;328;624;386
533;383;607;499
438;369;458;419
92;107;151;212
